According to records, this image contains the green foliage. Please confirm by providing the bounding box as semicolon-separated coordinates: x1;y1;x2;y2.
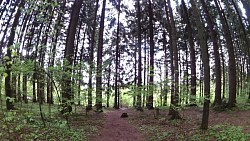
0;104;89;141
210;125;250;141
138;125;171;141
190;125;250;141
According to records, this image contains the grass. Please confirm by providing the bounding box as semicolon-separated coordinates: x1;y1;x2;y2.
0;102;101;141
190;125;250;141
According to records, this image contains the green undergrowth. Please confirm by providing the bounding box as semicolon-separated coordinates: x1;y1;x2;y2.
0;103;100;141
190;125;250;141
138;124;172;141
136;120;250;141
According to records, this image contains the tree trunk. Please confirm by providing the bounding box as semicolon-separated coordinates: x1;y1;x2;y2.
5;0;26;110
49;0;66;105
133;37;137;108
23;74;28;103
165;0;181;119
143;33;147;107
201;0;222;106
114;0;121;109
164;0;174;115
17;74;21;102
61;0;83;113
106;64;111;108
214;0;237;108
181;0;196;106
136;0;143;110
147;0;154;110
87;0;99;110
163;31;168;107
190;0;210;130
96;0;107;111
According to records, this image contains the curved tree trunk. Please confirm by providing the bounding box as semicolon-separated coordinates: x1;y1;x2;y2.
214;0;237;108
201;0;222;106
190;0;210;130
61;0;83;113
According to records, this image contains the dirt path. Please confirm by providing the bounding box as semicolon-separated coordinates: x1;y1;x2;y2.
91;108;145;141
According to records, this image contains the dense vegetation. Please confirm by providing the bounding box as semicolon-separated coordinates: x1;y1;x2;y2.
0;0;250;140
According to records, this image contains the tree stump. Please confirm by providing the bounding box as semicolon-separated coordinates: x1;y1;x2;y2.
120;113;128;118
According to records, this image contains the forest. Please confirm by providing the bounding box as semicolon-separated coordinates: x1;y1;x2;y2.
0;0;250;140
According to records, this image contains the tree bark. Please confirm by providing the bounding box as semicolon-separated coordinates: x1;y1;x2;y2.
181;0;197;106
136;0;142;110
61;0;83;113
201;0;222;106
5;0;26;110
190;0;210;130
96;0;107;111
114;0;121;109
87;0;99;110
214;0;237;108
147;0;154;110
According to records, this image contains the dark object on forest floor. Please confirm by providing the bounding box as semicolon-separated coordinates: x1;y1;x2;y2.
94;104;106;108
136;107;144;112
85;106;92;115
60;105;72;114
154;108;160;119
187;103;198;107
120;113;128;118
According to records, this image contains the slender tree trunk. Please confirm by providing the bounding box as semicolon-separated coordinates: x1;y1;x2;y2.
23;74;28;103
32;72;37;102
96;0;107;111
143;33;147;107
247;71;250;100
87;0;99;110
163;31;168;107
106;64;111;108
214;0;237;108
136;0;143;110
165;1;174;115
201;0;222;105
61;0;83;113
191;0;210;130
181;0;196;106
77;28;87;105
165;0;180;119
114;0;121;109
133;39;137;108
5;0;26;110
185;41;189;104
49;0;66;105
147;0;154;110
17;74;21;102
12;74;17;101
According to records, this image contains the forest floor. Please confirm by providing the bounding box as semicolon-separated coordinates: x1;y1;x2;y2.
0;102;250;141
89;108;145;141
87;104;250;141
